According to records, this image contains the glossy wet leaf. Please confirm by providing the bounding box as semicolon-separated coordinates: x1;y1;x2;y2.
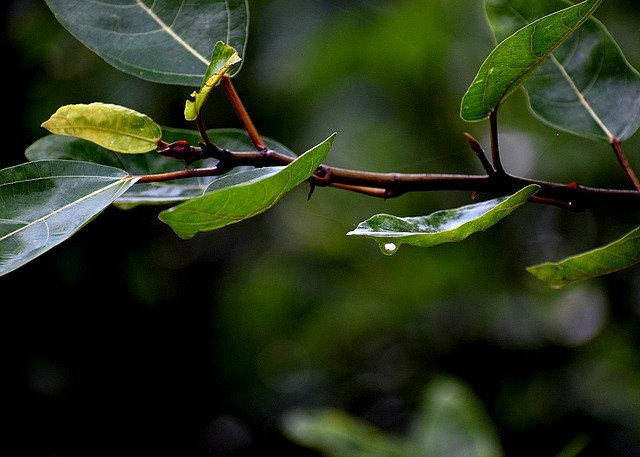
44;0;249;86
185;42;242;121
0;160;138;277
347;185;539;255
41;103;162;153
158;134;335;238
527;225;640;288
25;128;296;208
485;0;640;142
460;0;602;121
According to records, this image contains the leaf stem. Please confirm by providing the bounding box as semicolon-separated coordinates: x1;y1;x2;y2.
489;111;506;175
611;139;640;190
464;132;496;176
221;76;267;151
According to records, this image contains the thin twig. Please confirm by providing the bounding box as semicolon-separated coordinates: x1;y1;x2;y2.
464;132;495;176
221;76;267;151
489;111;506;175
611;138;640;190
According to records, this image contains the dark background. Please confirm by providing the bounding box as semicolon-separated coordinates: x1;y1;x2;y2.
4;1;640;456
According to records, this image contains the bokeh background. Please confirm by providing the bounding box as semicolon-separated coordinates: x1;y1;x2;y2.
4;0;640;456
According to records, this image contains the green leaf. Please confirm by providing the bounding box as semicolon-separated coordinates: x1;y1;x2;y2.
527;225;640;289
409;377;504;457
41;103;162;154
280;409;409;457
25;128;296;208
185;42;242;121
347;185;539;255
158;134;335;238
0;160;138;277
485;0;640;142
44;0;249;86
460;0;602;121
280;377;505;457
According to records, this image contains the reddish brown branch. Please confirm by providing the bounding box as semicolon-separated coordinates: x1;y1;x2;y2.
221;76;267;151
135;147;640;209
611;138;640;191
489;111;506;176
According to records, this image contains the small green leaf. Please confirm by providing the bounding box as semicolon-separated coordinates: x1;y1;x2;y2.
485;0;640;142
460;0;602;121
158;134;335;238
0;160;138;277
185;42;242;121
41;103;162;153
527;225;640;289
347;185;539;255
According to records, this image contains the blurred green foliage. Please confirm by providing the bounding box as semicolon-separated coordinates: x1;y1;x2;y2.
4;1;640;456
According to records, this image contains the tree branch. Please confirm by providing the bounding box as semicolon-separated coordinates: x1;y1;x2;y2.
137;146;640;210
148;75;640;212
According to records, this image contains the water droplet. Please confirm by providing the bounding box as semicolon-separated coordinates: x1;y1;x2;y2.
381;242;398;255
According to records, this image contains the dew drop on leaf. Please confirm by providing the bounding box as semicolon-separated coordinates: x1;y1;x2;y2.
379;242;398;255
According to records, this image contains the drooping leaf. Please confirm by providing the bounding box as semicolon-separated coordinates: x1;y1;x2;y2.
280;409;409;457
185;42;242;121
347;185;539;255
460;0;602;121
485;0;640;142
0;160;138;277
527;225;640;288
409;377;504;457
44;0;249;86
41;103;162;153
158;134;335;238
25;128;296;208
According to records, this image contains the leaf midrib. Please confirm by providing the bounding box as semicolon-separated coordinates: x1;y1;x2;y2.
0;175;137;242
503;4;614;142
135;0;209;65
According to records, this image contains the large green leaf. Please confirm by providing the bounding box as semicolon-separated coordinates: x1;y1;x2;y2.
158;134;335;238
460;0;602;121
41;103;162;153
347;185;539;255
0;160;138;277
25;128;296;208
527;225;640;288
44;0;249;86
485;0;640;142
